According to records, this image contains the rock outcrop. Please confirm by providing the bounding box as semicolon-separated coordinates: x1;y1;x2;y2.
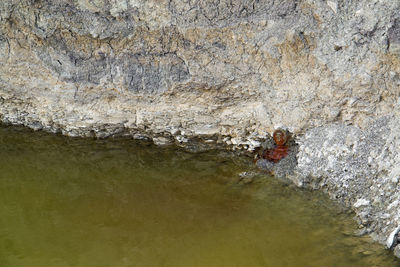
0;0;400;256
293;115;400;256
0;0;399;145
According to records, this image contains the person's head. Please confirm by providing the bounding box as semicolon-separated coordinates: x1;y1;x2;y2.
273;129;288;145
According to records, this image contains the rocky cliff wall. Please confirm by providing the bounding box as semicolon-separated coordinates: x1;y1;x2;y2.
0;0;400;256
1;0;399;145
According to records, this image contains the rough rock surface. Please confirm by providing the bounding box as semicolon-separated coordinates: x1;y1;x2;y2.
0;0;399;146
293;114;400;254
0;0;400;257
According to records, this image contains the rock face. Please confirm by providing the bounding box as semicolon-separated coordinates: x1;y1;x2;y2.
0;0;400;256
1;0;399;144
293;115;400;252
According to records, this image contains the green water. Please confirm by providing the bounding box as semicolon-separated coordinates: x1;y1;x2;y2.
0;126;398;267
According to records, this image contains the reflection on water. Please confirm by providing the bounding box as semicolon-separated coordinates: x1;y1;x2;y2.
0;125;398;267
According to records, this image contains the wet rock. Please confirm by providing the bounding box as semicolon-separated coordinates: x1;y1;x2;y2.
395;246;400;259
152;136;173;146
237;175;254;185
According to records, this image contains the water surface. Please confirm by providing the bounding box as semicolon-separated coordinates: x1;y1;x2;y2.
0;126;398;267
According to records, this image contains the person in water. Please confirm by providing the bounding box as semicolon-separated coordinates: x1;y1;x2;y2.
262;129;289;163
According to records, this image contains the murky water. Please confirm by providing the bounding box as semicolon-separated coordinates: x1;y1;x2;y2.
0;126;398;267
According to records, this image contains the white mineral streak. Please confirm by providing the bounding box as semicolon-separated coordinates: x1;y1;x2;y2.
387;226;400;249
354;199;370;208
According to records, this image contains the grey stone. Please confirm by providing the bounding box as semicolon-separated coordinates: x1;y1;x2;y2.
294;116;400;253
36;33;190;94
152;136;173;146
389;18;400;54
395;246;400;259
169;0;299;27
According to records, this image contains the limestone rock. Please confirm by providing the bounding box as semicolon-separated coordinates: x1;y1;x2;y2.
0;0;399;145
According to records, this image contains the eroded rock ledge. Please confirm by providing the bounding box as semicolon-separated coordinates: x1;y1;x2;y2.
0;0;400;257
